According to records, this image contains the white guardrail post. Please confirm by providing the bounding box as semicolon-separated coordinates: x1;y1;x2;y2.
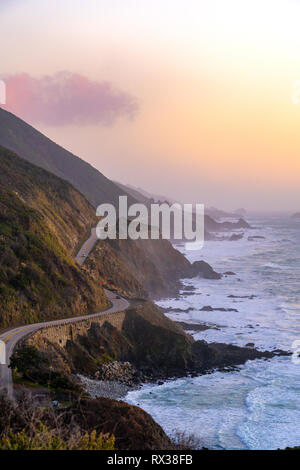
0;340;6;365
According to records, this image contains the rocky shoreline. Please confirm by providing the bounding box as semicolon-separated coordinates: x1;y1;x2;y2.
77;344;290;402
77;374;135;400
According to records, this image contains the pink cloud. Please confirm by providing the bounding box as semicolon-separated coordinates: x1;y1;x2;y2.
3;71;138;126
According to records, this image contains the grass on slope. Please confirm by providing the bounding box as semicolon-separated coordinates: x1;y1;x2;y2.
0;149;109;330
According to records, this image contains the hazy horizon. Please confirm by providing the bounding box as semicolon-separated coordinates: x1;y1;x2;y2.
1;0;300;211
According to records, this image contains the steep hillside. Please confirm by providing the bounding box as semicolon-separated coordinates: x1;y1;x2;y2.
0;147;98;254
0;108;248;235
115;182;174;204
86;237;221;299
87;238;189;299
0;393;172;451
86;240;150;300
0;110;222;300
115;181;151;205
0;108;136;208
0;147;109;329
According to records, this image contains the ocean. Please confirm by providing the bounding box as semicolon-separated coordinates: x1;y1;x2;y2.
126;214;300;450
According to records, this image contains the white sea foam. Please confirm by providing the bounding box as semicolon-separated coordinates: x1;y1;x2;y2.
125;215;300;449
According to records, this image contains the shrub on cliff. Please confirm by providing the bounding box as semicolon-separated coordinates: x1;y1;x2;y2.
9;346;80;392
0;393;114;450
67;397;173;450
0;146;108;329
0;426;114;450
10;346;46;374
0;392;175;451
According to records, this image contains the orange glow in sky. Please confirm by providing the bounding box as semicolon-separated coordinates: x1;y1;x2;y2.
1;0;300;210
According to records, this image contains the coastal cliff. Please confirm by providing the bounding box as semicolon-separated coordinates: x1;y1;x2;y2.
86;237;221;300
23;302;285;386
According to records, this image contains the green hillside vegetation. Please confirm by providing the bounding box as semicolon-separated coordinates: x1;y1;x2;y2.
0;146;98;254
0;147;108;329
0;392;174;451
0;393;115;450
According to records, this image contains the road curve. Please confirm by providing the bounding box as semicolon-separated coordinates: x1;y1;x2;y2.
0;229;129;397
76;228;98;266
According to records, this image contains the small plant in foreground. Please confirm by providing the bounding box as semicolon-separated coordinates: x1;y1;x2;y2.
0;392;115;450
170;430;205;450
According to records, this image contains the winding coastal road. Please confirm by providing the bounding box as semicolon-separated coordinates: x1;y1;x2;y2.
0;229;129;398
76;228;98;265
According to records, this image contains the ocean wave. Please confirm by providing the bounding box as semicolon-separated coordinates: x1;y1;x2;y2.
149;216;300;449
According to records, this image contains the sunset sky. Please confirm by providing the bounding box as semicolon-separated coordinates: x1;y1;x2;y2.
1;0;300;211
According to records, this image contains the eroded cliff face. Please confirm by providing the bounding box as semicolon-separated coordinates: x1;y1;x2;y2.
85;241;150;300
86;238;170;299
25;302;284;386
86;237;221;300
25;302;193;380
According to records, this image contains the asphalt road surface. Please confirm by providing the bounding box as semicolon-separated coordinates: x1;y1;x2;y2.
0;229;129;397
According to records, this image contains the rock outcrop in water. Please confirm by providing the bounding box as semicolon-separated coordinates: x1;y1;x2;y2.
229;233;244;241
184;260;222;280
205;215;251;232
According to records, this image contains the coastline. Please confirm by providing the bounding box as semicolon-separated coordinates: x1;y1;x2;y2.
121;216;300;450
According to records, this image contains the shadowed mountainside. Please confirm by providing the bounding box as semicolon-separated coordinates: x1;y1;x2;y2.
0;108;136;209
0;109;221;299
115;181;250;238
86;236;221;299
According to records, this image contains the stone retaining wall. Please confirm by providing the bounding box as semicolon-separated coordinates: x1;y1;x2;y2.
27;311;126;349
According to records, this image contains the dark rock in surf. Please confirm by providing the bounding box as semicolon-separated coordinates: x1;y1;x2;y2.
229;233;244;241
200;306;238;313
185;260;222;280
